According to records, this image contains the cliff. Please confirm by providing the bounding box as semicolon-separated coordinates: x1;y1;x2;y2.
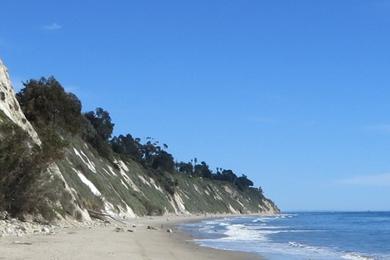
0;60;40;144
0;58;279;222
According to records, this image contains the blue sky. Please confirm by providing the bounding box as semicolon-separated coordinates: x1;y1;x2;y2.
1;0;390;211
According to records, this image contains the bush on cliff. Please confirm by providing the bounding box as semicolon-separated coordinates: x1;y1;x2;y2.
16;77;83;134
0;112;66;220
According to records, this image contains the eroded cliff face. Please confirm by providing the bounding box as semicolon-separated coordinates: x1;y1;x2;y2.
55;137;280;219
0;58;279;222
0;60;40;144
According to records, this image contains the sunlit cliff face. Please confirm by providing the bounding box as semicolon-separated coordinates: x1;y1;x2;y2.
0;59;40;144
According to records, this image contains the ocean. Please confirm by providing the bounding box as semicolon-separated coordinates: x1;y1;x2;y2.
180;212;390;260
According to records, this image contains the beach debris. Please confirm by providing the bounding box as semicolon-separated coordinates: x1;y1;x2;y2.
0;211;9;220
17;226;27;232
13;241;33;245
114;227;125;232
87;210;127;225
132;224;136;228
147;225;158;230
127;229;134;232
166;228;173;233
41;227;50;233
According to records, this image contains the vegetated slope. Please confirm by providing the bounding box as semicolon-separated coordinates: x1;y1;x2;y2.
0;58;279;222
57;135;278;219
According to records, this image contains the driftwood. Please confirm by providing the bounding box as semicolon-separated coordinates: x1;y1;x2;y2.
13;241;33;245
87;210;127;225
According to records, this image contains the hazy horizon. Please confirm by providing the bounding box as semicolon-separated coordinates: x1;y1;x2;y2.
1;0;390;211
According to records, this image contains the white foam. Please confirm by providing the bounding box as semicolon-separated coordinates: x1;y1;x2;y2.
251;214;297;223
222;224;269;241
190;216;380;260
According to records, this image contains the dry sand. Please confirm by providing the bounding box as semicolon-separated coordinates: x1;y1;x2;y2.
0;215;262;260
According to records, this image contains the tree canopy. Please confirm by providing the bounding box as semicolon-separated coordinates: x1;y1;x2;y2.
15;76;260;195
84;108;114;141
17;76;82;134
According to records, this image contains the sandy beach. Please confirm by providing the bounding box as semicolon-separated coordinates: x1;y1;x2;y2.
0;215;262;260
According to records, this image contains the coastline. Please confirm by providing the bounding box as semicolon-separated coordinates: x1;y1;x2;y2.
0;214;264;260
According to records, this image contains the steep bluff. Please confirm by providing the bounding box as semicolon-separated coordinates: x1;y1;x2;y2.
0;58;279;222
0;60;40;144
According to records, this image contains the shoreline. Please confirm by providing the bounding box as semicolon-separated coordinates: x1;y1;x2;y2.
0;214;264;260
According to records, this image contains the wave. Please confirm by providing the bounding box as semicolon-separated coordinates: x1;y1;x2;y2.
219;224;313;243
184;214;388;260
251;213;297;223
221;224;272;241
198;236;378;260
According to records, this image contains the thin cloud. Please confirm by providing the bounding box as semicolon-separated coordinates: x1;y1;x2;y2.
42;23;62;31
338;173;390;187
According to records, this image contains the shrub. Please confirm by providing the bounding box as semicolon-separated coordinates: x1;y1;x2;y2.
0;112;66;220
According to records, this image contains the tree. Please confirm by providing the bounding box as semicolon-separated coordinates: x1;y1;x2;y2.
214;169;238;183
151;150;175;172
17;77;82;134
194;161;212;178
84;108;114;141
235;175;254;191
83;108;114;159
176;162;193;175
136;138;175;172
111;134;142;161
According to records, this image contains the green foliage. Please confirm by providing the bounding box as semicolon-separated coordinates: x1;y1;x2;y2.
154;172;178;196
0;112;66;220
112;136;175;172
9;75;272;219
177;163;256;192
137;197;164;216
150;150;175;172
84;108;114;141
16;77;83;134
235;175;254;191
111;134;142;161
83;108;114;160
213;169;237;183
16;76;259;195
194;161;213;178
140;140;175;172
176;162;193;175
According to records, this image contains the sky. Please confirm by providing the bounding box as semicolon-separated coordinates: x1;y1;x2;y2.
1;0;390;211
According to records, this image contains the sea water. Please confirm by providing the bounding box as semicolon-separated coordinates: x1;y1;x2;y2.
180;212;390;259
